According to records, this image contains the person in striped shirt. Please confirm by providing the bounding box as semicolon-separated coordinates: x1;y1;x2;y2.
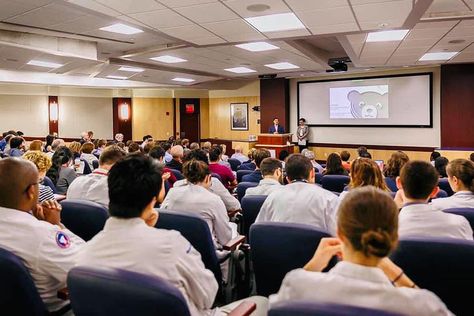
22;151;56;202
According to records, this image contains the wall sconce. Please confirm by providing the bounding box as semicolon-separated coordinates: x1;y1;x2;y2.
119;102;130;121
49;101;58;122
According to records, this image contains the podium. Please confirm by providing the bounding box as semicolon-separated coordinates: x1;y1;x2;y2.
255;133;294;158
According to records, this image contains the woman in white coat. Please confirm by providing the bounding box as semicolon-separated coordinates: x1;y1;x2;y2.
270;186;453;316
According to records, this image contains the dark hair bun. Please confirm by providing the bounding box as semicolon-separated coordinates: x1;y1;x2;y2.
360;229;392;258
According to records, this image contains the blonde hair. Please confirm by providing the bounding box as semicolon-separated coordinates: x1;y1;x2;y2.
349;158;389;191
68;141;81;154
22;151;52;172
28;140;43;151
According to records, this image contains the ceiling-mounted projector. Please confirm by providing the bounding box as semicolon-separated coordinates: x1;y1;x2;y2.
327;57;351;72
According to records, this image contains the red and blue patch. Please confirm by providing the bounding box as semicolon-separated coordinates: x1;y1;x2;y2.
55;231;71;249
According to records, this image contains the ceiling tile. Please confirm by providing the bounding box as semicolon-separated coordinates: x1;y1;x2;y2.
202;19;265;41
174;2;238;23
307;23;360;35
0;0;52;21
352;0;413;30
286;0;348;11
425;0;470;15
129;9;193;29
95;0;166;14
66;0;122;17
189;36;227;45
223;0;290;18
345;33;367;57
160;24;221;41
158;0;218;8
295;6;358;34
265;28;311;39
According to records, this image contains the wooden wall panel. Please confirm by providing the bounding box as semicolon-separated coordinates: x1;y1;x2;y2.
132;98;174;141
208;96;260;140
113;97;132;142
48;96;58;135
260;78;289;134
200;98;210;139
441;64;474;149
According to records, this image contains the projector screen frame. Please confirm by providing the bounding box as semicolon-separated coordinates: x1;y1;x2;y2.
297;72;433;128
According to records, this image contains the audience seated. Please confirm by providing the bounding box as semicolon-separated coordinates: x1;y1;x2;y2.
80;142;98;171
242;149;271;183
256;154;338;235
141;135;153;149
46;146;77;195
67;146;126;207
340;150;351;171
74;155;221;316
113;133;124;144
92;139;107;157
46;138;65;158
79;131;90;145
301;149;324;173
174;149;241;213
209;147;237;189
431;158;474;210
245;158;283;196
7;136;25;157
383;151;409;182
166;145;184;172
181;138;190;149
0;158;85;313
435;156;449;178
202;141;212;153
161;160;234;251
219;144;229;162
44;134;56;153
269;187;453;316
470;152;474;163
323;153;348;176
68;141;82;160
189;142;200;150
239;149;256;170
430;151;441;166
396;160;472;240
231;145;248;163
28;140;43;151
0;130;17;151
22;151;56;203
148;146;177;187
347;158;390;192
127;142;141;153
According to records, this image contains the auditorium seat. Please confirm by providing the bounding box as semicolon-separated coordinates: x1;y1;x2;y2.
250;222;336;297
315;172;323;185
241;195;267;237
60;199;109;241
67;266;191;316
321;175;350;193
384;177;398;192
228;158;241;172
444;208;474;235
170;169;184;180
211;172;223;184
92;160;99;169
391;237;474;316
236;182;258;201
0;247;48;316
438;178;454;197
236;170;253;183
268;301;403;316
434;189;448;199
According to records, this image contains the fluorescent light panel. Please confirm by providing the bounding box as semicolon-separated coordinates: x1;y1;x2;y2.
224;67;256;74
265;62;299;70
419;52;458;61
27;60;63;68
366;29;409;42
118;66;144;72
235;42;279;52
150;55;187;63
107;75;128;80
100;23;143;35
245;13;305;32
172;77;195;83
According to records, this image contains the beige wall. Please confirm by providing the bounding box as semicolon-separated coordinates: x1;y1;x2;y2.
200;98;210;139
0;95;49;136
132;98;174;141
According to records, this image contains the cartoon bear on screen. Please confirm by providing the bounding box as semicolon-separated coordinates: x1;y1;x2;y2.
347;90;389;119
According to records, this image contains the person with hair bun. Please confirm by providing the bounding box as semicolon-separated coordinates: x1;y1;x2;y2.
270;186;453;316
46;146;77;195
431;158;474;210
161;159;234;252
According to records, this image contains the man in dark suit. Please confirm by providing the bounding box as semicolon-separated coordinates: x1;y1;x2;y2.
268;117;285;134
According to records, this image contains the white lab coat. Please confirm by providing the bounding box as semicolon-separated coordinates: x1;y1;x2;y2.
399;203;473;240
161;183;233;248
245;178;283;197
74;217;219;316
270;262;453;316
174;177;241;212
66;168;109;207
0;206;85;312
255;182;339;235
431;191;474;210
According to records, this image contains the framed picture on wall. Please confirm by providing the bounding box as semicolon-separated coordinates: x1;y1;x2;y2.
230;103;249;130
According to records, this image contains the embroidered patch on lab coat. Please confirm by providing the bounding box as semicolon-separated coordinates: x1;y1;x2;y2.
56;231;71;249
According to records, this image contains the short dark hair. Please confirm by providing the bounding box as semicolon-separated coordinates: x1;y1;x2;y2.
99;145;126;166
108;155;162;218
260;158;282;176
142;135;153;141
340;150;350;162
400;160;438;199
209;147;221;162
299;118;306;122
9;136;23;149
254;149;271;168
183;149;209;164
278;150;290;162
435;156;449;177
182;160;210;184
286;154;313;181
128;142;140;153
470;153;474;163
161;142;171;151
430;151;441;161
357;146;368;156
149;146;166;160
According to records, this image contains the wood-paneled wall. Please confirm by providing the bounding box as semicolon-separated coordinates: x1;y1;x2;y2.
207;96;260;140
132;98;174;141
200;98;210;139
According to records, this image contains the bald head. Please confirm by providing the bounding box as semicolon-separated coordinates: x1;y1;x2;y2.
0;158;39;211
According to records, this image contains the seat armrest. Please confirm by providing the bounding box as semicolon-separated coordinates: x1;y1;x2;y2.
57;288;69;300
227;301;257;316
223;235;246;251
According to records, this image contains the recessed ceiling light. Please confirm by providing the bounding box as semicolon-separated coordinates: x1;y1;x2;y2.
107;75;128;80
366;29;409;42
118;66;144;72
265;62;300;70
172;77;195;83
100;23;143;35
27;60;64;68
150;55;187;63
224;67;257;74
245;13;305;33
235;42;280;52
419;52;458;61
247;4;271;12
